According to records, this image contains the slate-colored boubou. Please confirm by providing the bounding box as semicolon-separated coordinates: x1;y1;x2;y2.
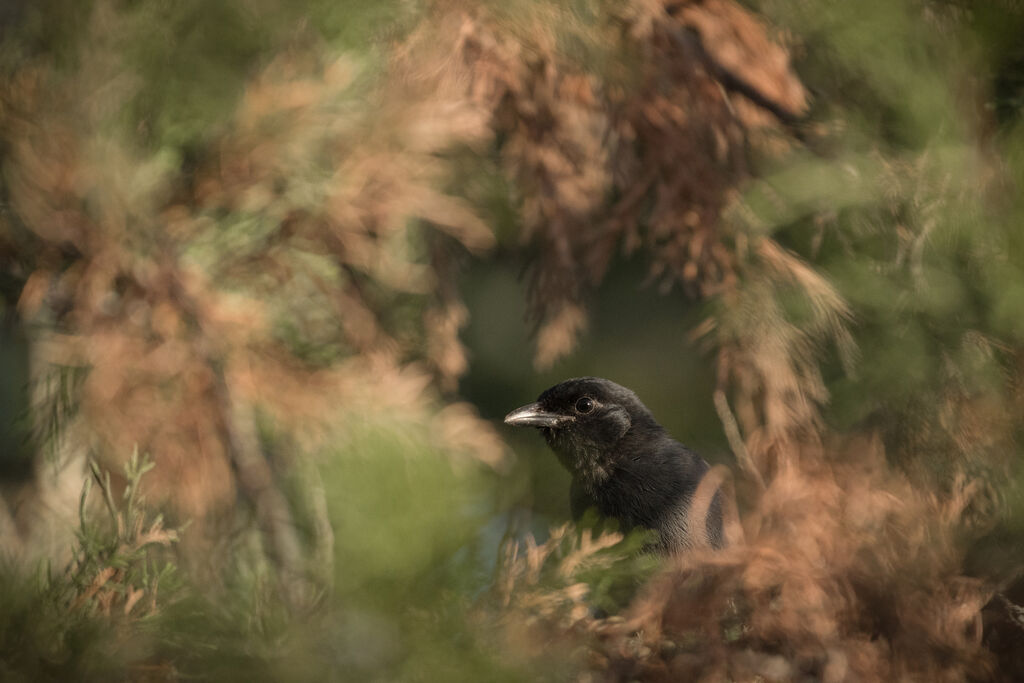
505;377;723;552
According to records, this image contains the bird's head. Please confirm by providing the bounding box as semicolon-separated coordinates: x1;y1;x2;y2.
504;377;657;480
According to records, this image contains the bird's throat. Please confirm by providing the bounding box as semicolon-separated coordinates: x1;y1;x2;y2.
544;430;614;486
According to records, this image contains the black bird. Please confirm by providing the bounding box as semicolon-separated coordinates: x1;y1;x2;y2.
504;377;723;552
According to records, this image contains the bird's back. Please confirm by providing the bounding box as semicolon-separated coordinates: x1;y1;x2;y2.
589;429;724;550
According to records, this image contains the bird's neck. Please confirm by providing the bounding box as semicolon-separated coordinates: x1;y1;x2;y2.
544;429;620;486
583;429;688;517
553;419;667;489
551;439;614;486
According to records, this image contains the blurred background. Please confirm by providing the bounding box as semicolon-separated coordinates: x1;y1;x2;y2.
1;0;1024;680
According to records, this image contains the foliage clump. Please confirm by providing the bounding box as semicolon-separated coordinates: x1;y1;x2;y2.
1;0;1024;681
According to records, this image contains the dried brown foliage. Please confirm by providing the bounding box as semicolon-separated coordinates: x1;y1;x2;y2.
1;4;507;562
448;0;806;367
495;436;997;682
0;0;810;526
458;3;1021;680
600;437;992;682
3;0;1021;679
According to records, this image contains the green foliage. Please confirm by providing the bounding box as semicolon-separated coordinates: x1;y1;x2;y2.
145;418;567;682
723;0;1024;483
70;451;183;618
0;567;126;683
0;450;183;681
323;423;490;596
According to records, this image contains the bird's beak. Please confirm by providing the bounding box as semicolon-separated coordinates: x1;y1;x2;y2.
503;402;573;428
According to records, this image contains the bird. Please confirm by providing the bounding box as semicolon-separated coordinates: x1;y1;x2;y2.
504;377;723;553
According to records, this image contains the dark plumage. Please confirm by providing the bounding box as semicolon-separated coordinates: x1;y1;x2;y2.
504;377;723;552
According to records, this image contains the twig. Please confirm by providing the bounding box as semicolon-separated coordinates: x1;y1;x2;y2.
998;593;1024;631
0;493;23;555
713;388;765;490
305;463;336;589
686;464;746;549
210;366;311;612
168;269;311;612
664;21;806;130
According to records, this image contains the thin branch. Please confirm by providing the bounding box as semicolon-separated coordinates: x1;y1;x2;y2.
168;269;312;612
713;388;765;490
663;17;806;129
210;361;311;612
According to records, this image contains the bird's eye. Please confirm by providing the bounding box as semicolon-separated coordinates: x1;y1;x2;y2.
574;397;595;414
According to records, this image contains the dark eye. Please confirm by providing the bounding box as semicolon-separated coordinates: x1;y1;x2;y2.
574;397;595;414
